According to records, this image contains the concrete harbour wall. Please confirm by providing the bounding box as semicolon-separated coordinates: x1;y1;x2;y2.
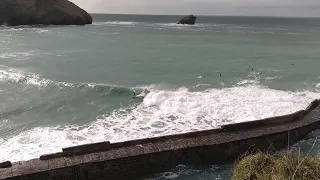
1;99;320;180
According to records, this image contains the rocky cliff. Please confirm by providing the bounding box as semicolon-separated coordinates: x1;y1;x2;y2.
0;0;92;26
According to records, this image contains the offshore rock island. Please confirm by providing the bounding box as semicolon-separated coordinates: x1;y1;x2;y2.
178;14;197;25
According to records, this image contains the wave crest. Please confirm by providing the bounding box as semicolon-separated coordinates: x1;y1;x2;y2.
0;69;148;96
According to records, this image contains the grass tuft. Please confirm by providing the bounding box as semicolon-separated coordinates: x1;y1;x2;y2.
232;152;320;180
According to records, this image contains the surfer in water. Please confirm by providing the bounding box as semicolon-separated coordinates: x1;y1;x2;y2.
132;89;150;98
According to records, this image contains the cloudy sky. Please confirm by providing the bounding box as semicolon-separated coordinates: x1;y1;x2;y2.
70;0;320;17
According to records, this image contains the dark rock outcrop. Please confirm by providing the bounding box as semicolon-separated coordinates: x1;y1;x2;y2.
177;14;197;25
0;0;92;26
0;161;12;169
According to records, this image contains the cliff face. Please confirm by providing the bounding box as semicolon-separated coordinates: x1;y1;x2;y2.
0;0;92;26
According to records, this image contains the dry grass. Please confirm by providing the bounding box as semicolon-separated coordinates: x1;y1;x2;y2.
232;152;320;180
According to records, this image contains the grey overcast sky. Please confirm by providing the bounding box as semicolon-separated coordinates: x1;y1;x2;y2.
70;0;320;17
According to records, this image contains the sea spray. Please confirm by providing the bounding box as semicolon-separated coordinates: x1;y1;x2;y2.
0;83;318;162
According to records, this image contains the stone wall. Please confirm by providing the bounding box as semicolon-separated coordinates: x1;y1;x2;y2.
1;99;320;180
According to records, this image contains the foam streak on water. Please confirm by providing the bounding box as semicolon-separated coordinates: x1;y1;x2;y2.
0;83;318;162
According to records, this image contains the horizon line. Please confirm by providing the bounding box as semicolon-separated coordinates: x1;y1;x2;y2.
88;12;320;19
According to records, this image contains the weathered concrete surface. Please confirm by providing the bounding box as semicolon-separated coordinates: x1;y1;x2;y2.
1;99;320;180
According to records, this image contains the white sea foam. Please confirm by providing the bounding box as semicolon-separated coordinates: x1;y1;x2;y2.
0;69;144;95
193;84;210;88
0;119;10;129
93;21;137;26
0;27;50;34
149;164;228;180
0;69;53;87
265;76;282;81
0;49;52;61
37;29;49;33
0;69;119;88
93;21;209;31
237;79;260;85
0;83;319;162
154;23;206;27
0;51;34;60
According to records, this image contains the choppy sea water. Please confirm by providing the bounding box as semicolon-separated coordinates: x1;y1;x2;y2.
1;14;320;179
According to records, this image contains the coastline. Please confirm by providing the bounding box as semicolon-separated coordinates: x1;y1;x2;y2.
1;99;319;180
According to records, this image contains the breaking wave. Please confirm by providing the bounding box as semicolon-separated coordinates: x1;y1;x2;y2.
0;76;319;162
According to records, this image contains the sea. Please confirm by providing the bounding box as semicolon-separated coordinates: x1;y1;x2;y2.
1;14;320;179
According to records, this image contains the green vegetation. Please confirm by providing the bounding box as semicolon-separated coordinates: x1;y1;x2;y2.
232;152;320;180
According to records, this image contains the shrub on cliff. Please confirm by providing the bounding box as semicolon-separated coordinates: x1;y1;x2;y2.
232;152;320;180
